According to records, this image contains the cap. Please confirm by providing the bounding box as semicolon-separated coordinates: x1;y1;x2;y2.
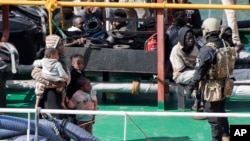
45;34;61;48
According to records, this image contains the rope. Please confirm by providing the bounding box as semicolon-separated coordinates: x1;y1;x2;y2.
125;113;151;141
131;80;140;95
78;115;110;128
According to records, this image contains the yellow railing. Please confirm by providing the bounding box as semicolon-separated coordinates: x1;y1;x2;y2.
1;0;250;10
1;0;250;34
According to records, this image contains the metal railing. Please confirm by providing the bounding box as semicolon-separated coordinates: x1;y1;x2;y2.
0;0;250;34
1;108;250;141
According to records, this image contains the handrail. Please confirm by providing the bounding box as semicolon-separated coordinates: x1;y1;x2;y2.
0;108;250;118
1;0;249;34
2;108;250;118
2;108;250;141
1;108;250;140
0;1;250;10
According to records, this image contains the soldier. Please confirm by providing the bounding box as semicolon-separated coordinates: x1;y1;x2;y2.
187;18;236;141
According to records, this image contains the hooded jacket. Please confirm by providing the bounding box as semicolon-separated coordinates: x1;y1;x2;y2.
33;58;69;82
170;27;199;83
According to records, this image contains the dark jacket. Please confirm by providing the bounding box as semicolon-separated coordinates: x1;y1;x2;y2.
188;35;224;90
66;66;85;99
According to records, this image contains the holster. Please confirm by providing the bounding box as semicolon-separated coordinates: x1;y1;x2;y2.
203;79;225;102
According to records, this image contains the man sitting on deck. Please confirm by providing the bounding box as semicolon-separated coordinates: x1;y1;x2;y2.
170;26;205;115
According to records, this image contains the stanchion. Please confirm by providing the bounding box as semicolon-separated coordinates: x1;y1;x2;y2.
0;72;7;107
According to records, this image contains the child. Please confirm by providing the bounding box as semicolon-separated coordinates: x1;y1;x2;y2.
66;54;85;124
67;77;98;134
33;48;69;109
67;54;85;99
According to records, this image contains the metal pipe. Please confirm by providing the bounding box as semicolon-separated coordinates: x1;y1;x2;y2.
6;80;250;97
60;6;65;30
6;80;176;93
0;1;249;10
48;10;53;35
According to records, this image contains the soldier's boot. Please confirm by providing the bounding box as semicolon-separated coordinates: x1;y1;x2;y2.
222;136;230;141
192;100;207;120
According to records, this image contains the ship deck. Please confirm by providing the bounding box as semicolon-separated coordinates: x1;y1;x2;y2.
5;89;250;141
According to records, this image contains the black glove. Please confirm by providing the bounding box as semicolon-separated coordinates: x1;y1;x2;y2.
187;81;196;99
186;88;194;99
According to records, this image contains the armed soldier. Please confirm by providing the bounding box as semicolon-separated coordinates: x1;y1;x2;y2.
188;18;236;141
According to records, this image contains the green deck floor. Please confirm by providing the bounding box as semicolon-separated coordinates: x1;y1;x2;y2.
4;89;250;141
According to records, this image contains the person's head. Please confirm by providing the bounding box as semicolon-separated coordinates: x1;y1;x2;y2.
172;10;187;26
220;26;233;46
201;18;220;38
77;77;92;92
178;26;194;52
112;9;127;29
175;0;188;3
44;48;59;60
72;16;85;31
46;35;64;55
70;54;84;71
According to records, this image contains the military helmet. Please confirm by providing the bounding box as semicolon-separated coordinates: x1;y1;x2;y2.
201;18;220;36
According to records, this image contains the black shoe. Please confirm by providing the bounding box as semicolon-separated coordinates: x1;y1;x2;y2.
222;136;230;141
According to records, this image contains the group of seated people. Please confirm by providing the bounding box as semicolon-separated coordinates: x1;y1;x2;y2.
51;0;250;70
52;0;155;49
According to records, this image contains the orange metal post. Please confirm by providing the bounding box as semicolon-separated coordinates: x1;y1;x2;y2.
1;5;9;42
156;0;165;110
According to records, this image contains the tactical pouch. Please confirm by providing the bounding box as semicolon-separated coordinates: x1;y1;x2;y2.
223;78;234;96
204;80;224;102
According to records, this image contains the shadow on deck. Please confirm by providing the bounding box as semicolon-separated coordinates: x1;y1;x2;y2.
124;136;193;141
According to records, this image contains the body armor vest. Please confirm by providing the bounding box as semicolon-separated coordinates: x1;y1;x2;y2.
205;42;236;79
201;42;236;101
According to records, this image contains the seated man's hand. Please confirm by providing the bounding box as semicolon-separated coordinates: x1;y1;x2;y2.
77;37;85;45
72;38;85;46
